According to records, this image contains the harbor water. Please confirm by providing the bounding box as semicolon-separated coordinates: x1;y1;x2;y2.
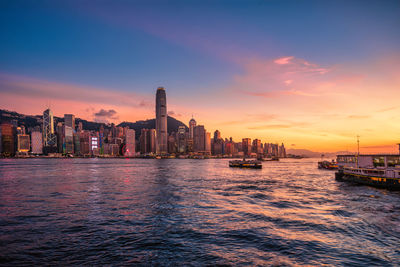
0;158;399;265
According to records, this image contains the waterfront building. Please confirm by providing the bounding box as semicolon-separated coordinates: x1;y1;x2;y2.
168;134;177;154
79;131;89;156
64;125;74;154
31;131;43;154
0;127;2;154
193;125;206;152
177;126;187;153
279;143;286;158
214;130;221;141
56;122;64;153
140;129;156;154
90;134;99;155
17;134;30;154
186;137;194;153
242;138;252;156
73;133;80;155
252;139;262;154
205;132;211;154
1;123;15;157
64;114;75;130
124;129;135;157
43;109;57;152
155;87;168;154
189;117;196;139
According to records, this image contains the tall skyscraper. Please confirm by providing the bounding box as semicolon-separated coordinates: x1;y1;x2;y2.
1;123;15;157
177;126;187;153
242;138;252;156
140;129;156;154
17;134;30;154
43;108;57;147
193;125;206;152
31;131;43;154
156;87;167;154
189;117;196;139
64;114;75;130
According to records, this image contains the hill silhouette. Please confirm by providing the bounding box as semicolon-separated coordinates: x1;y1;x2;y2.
0;109;188;139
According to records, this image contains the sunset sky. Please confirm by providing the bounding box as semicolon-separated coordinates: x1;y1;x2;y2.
1;0;399;153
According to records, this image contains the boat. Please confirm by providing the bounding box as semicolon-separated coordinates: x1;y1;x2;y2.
229;159;262;169
318;160;338;170
335;154;400;190
257;155;279;161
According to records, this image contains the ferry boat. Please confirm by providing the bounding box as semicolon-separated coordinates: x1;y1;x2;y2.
229;159;262;169
335;154;400;190
318;160;338;170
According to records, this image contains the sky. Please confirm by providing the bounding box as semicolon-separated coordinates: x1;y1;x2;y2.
1;0;400;153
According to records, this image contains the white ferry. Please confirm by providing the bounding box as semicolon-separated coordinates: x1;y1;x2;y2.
335;154;400;190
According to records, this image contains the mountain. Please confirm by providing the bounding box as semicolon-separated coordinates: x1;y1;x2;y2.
0;109;188;139
287;148;353;158
118;116;188;139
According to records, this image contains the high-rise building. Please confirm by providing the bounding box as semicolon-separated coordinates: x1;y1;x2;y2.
1;124;15;157
252;139;262;154
242;138;252;156
168;134;177;154
31;131;43;154
124;129;136;157
214;130;221;141
73;133;80;155
279;143;286;158
205;132;211;154
155;87;168;154
177;126;186;153
139;129;156;154
43;109;57;150
64;125;74;154
64;114;75;130
189;117;196;139
17;134;30;154
193;125;206;152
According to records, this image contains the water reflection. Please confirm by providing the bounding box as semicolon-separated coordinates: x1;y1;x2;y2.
0;158;399;265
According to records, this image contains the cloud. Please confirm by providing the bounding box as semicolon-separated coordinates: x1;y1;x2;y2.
248;122;309;130
347;115;371;119
234;56;333;99
274;56;294;65
94;109;117;117
167;110;181;117
93;109;119;123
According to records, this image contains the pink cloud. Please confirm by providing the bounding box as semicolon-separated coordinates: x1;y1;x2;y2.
274;56;294;65
234;56;333;98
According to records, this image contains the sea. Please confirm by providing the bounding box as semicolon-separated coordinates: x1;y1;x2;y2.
0;158;399;266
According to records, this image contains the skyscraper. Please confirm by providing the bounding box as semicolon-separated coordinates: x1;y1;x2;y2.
43;109;57;154
194;125;206;152
64;114;75;130
124;129;136;157
31;131;43;154
156;87;167;154
189;117;196;139
242;138;252;156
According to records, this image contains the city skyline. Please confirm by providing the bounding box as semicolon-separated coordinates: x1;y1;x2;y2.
0;87;287;158
1;1;400;153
